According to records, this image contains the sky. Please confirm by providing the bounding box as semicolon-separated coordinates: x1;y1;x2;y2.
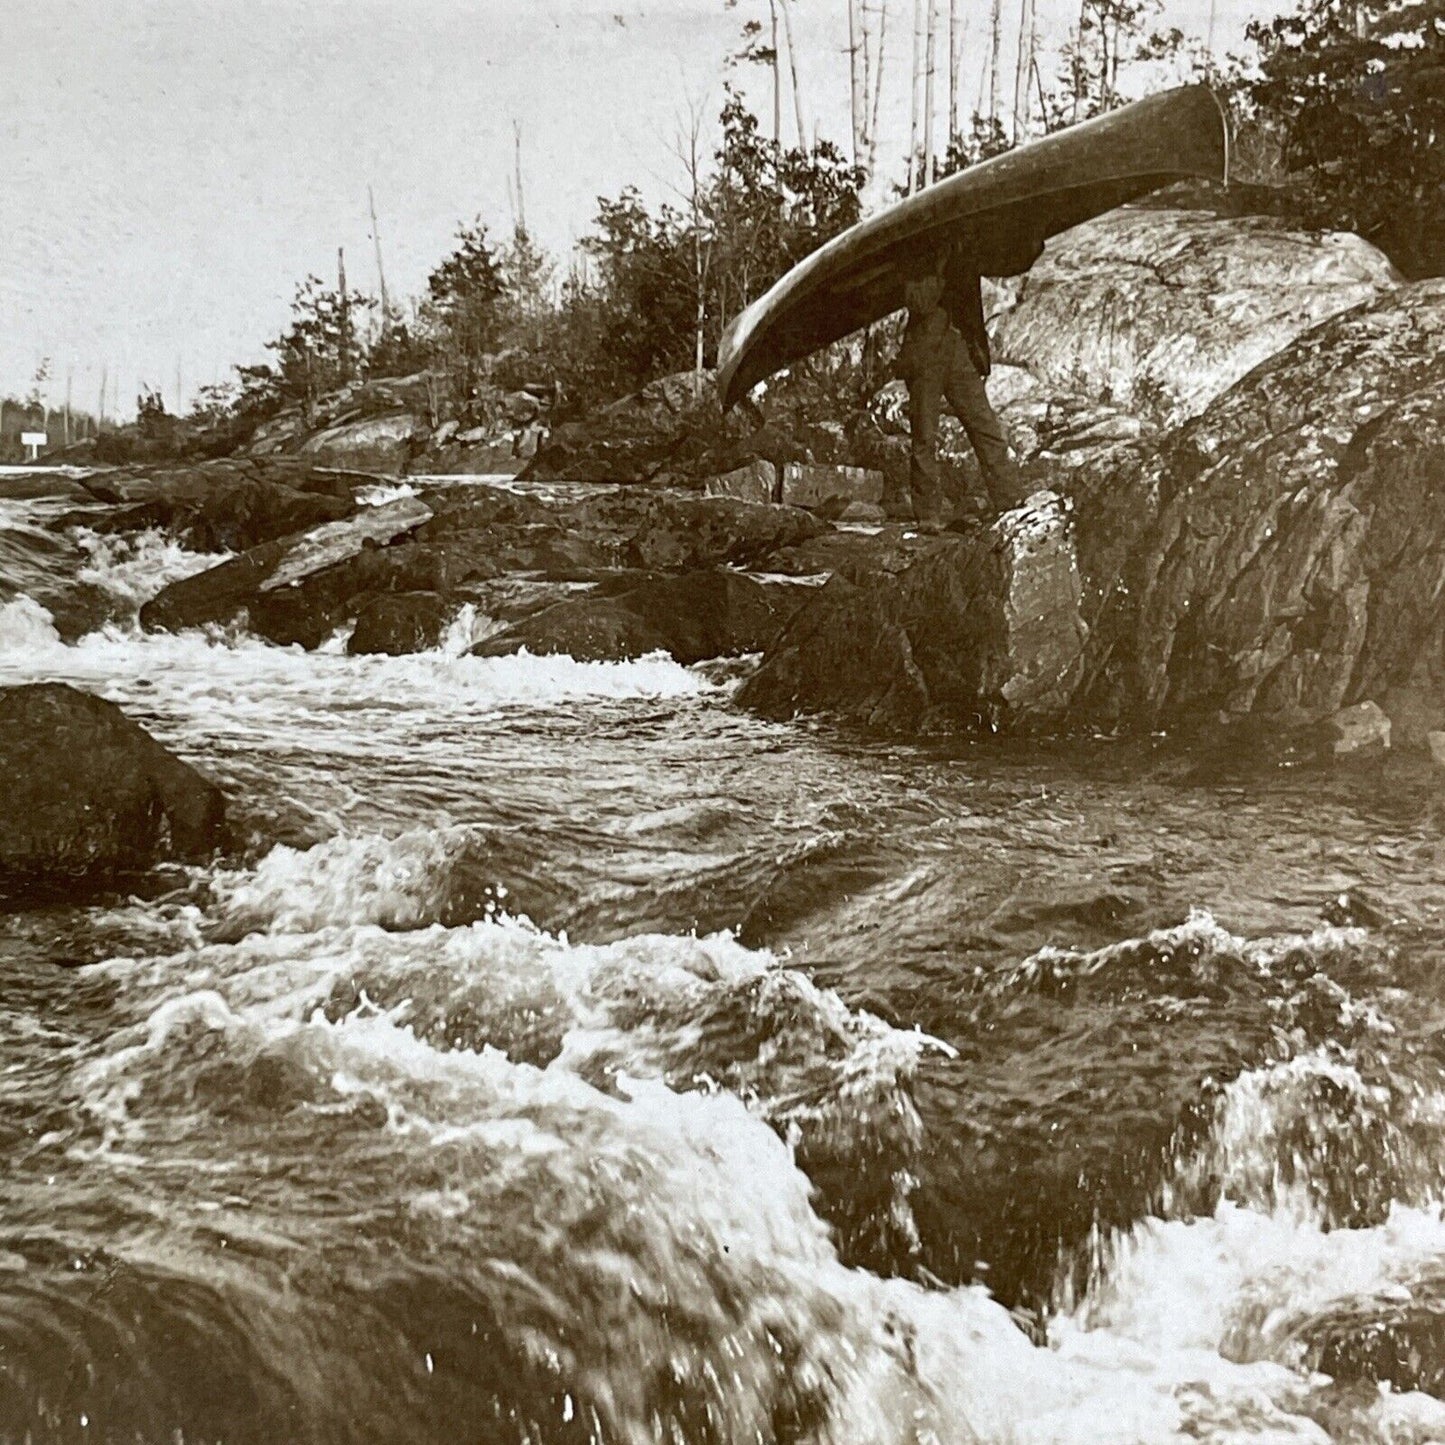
1;0;1276;415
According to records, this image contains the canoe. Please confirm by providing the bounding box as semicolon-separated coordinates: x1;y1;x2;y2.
717;84;1230;411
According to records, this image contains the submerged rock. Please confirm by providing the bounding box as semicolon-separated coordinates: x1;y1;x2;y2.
0;683;227;889
475;569;799;664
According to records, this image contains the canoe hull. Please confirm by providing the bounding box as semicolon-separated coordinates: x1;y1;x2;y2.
718;86;1230;411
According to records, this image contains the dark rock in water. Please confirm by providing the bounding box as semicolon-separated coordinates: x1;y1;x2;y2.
140;497;433;634
740;495;1088;731
347;592;455;656
475;569;798;664
53;461;360;552
0;683;227;889
248;538;460;650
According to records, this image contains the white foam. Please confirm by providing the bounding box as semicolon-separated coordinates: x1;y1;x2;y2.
0;594;62;650
73;526;230;612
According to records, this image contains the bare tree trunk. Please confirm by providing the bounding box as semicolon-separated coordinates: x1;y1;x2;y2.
848;0;867;167
909;0;924;191
777;0;807;150
923;0;938;184
64;369;72;444
513;121;527;235
97;366;107;429
337;247;351;386
1012;0;1034;141
867;0;889;177
769;0;782;144
369;185;392;332
987;0;1003;127
948;0;962;143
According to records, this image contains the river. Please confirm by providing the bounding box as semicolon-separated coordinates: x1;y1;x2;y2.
4;475;1445;1443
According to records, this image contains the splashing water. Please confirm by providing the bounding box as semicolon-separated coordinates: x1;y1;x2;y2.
6;486;1445;1441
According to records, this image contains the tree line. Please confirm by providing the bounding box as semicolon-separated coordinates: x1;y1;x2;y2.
149;0;1440;455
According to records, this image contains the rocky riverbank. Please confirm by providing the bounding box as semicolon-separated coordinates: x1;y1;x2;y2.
27;205;1445;767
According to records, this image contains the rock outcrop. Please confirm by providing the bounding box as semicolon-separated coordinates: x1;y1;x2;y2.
743;280;1445;741
0;684;227;889
55;459;359;553
140;497;434;635
992;208;1399;426
299;412;421;472
740;496;1088;731
135;481;828;659
475;569;800;665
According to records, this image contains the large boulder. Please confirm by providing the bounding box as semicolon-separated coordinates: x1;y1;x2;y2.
140;496;433;634
740;496;1088;730
299;411;421;471
992;208;1400;426
475;569;798;664
347;592;455;656
1070;278;1445;733
743;280;1445;740
0;684;227;889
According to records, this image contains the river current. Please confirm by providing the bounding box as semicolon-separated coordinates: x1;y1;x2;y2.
4;475;1445;1443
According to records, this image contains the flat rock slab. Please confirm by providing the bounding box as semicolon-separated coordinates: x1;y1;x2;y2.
0;683;227;889
141;496;433;633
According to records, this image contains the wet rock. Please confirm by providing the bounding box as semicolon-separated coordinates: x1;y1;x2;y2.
618;495;827;571
740;494;1088;731
140;496;433;634
992;208;1399;426
779;463;885;510
705;460;777;505
55;464;357;552
1328;701;1391;757
475;569;797;664
0;683;227;888
347;592;455;656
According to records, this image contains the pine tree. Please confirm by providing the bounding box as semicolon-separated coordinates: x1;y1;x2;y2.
1248;0;1445;275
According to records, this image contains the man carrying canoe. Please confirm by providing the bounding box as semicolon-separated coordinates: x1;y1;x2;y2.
894;245;1030;530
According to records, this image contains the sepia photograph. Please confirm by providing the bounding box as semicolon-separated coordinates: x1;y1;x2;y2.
2;0;1444;1439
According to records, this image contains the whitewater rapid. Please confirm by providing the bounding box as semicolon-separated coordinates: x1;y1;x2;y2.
5;487;1445;1443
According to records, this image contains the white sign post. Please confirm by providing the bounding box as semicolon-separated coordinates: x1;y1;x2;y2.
20;431;47;461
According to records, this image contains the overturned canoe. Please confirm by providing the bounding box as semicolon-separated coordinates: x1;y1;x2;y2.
717;84;1230;411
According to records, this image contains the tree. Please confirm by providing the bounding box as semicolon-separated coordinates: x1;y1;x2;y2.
262;275;376;416
1247;0;1445;276
424;220;507;386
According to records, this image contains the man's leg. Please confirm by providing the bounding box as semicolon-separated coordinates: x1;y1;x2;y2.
943;336;1028;513
907;366;947;527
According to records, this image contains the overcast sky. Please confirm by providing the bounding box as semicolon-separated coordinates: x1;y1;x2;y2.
1;0;1272;414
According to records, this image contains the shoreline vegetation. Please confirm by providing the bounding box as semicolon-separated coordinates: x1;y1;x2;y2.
23;0;1443;469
